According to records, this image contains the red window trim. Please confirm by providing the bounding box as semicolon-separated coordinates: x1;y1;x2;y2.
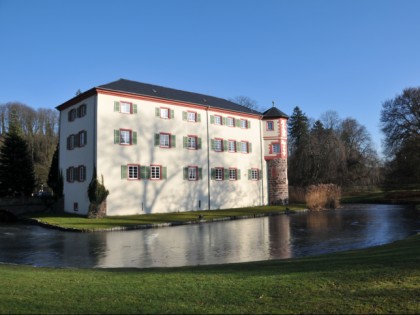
215;167;224;181
160;107;171;119
120;128;133;146
214;115;222;125
214;138;223;152
120;101;133;114
228;139;236;153
240;141;249;154
127;164;140;180
239;119;248;129
228;168;237;181
251;168;259;181
187;135;198;150
187;110;198;122
266;121;274;131
187;165;198;181
150;164;162;181
226;116;235;127
159;132;171;148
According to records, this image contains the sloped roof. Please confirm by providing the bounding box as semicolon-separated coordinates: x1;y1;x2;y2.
97;79;262;115
262;106;289;119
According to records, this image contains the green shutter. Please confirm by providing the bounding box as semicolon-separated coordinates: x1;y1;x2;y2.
248;142;252;153
198;168;203;180
114;130;120;144
162;167;167;179
170;109;174;118
183;136;187;148
197;113;201;122
237;169;241;180
211;139;215;150
197;137;202;149
140;166;150;179
223;140;228;151
121;165;127;179
248;169;252;180
171;135;176;148
236;142;240;152
210;115;214;124
224;168;229;180
155;107;160;117
154;133;160;146
247;120;251;129
183;167;188;180
222;117;226;125
132;131;137;144
84;131;87;145
114;101;120;112
236;119;241;127
133;104;137;114
211;168;215;180
182;111;187;120
259;169;262;180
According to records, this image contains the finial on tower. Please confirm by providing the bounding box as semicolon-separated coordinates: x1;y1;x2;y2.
272;101;275;107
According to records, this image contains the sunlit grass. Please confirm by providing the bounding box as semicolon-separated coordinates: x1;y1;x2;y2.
0;234;419;314
26;204;307;231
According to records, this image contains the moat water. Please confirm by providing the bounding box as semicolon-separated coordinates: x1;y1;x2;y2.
0;204;419;268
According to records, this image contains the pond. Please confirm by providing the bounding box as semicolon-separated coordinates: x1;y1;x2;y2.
0;204;419;268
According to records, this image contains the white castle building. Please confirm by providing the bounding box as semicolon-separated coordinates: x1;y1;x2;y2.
56;79;289;216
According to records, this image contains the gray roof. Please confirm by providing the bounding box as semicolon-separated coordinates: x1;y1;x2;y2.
97;79;262;115
262;106;289;119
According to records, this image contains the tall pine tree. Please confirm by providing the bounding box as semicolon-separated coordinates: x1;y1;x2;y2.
0;119;35;197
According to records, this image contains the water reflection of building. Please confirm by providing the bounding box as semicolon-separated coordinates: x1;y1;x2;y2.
95;217;292;268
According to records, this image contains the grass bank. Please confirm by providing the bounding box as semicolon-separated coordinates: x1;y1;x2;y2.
24;204;306;231
341;189;420;205
1;234;419;314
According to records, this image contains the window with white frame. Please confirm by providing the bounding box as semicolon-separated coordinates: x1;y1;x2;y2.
229;169;237;180
160;108;169;119
215;168;223;180
240;119;247;128
187;111;196;122
68;109;77;122
240;141;248;153
214;139;223;152
187;136;197;149
120;130;131;145
151;166;161;180
78;165;86;182
214;115;222;125
78;131;86;147
77;104;87;118
120;102;132;114
273;143;280;154
227;117;235;127
128;165;139;179
160;133;170;148
228;140;236;152
67;134;75;150
251;169;259;180
188;167;197;181
267;121;274;131
67;167;74;182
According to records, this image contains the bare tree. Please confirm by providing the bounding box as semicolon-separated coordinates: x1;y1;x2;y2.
230;96;259;111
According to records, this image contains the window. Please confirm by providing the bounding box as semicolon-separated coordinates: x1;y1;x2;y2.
67;134;75;150
78;131;86;147
214;115;222;125
228;140;236;152
160;133;170;148
267;121;274;131
187;111;196;122
160;108;169;119
214;139;223;152
250;169;259;180
229;169;237;181
188;167;197;181
187;136;197;149
66;167;74;182
227;117;235;127
77;104;87;118
240;119;248;128
120;130;131;145
78;165;86;182
240;141;249;153
68;109;76;122
273;143;280;154
151;166;161;180
115;129;137;145
120;102;132;114
128;165;139;180
215;168;223;181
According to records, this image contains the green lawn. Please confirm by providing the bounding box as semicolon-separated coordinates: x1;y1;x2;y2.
0;234;419;314
25;204;306;231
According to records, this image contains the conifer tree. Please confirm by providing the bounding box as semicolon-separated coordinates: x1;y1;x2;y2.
0;121;35;197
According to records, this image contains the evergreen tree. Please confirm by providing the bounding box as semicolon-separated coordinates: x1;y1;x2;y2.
0;124;35;197
47;143;63;198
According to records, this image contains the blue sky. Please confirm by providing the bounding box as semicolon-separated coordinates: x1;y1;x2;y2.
1;0;419;155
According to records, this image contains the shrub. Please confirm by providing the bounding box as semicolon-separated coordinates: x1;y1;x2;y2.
87;168;109;218
305;184;341;211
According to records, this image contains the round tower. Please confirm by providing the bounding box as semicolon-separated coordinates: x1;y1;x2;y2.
262;106;289;205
